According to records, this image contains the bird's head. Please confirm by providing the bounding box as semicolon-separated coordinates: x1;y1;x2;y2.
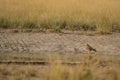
86;44;89;46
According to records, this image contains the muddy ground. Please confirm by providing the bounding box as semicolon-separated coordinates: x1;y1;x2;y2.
0;32;120;55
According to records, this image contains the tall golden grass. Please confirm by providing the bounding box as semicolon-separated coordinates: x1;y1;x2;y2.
0;53;120;80
0;0;120;32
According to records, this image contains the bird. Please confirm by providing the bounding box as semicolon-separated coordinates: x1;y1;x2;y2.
86;44;97;52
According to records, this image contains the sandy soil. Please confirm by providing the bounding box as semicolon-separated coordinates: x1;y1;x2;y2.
0;32;120;55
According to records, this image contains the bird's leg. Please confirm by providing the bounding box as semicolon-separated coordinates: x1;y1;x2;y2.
85;51;91;66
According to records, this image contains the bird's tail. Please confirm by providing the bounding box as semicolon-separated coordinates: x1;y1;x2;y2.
93;49;97;52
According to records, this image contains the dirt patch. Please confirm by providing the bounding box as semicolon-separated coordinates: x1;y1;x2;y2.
0;32;120;55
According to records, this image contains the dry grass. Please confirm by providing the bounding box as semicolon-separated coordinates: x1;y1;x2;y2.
0;64;46;80
46;53;120;80
0;0;120;32
0;53;120;80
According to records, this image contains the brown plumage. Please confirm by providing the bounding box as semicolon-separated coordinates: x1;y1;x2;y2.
86;44;97;52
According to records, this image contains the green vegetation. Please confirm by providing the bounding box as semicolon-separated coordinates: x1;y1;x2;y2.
0;0;120;33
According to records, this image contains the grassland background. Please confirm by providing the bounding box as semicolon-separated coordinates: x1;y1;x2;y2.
0;0;120;32
0;52;120;80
